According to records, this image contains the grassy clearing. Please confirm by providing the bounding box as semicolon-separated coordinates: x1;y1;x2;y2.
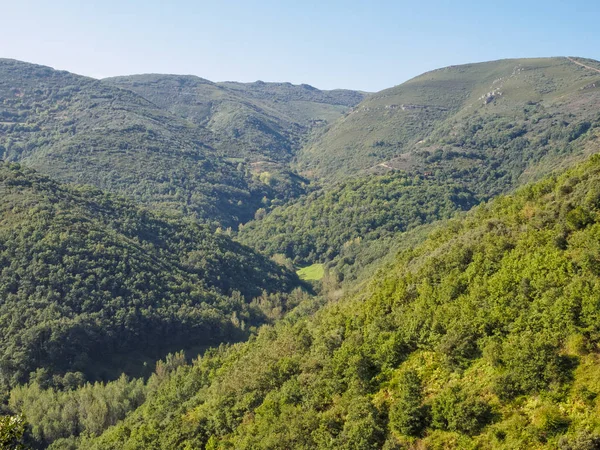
297;263;324;281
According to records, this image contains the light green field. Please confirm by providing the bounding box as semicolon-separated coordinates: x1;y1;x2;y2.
297;263;324;281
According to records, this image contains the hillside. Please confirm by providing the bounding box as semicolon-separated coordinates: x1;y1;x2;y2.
103;75;365;164
0;59;309;227
52;153;600;449
237;58;600;276
238;171;478;268
0;162;300;388
4;56;600;449
298;57;600;194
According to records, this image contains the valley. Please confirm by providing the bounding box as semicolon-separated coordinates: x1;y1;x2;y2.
1;55;600;449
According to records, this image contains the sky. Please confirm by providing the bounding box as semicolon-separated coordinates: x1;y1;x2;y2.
2;0;600;92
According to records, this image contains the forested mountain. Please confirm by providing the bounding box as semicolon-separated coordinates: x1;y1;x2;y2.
298;57;600;189
0;162;300;388
237;57;600;274
52;153;600;449
0;59;319;227
4;56;600;450
103;75;365;163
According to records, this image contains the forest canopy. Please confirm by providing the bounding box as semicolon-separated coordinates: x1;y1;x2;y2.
0;162;300;387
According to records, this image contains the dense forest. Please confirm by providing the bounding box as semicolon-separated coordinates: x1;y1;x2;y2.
0;59;363;228
2;56;600;449
14;153;599;449
238;172;478;266
0;162;301;389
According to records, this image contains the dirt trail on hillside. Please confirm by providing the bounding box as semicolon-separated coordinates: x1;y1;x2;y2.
566;57;600;75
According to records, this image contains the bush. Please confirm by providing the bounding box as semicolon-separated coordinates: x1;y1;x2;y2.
531;405;570;436
496;332;573;399
389;370;429;436
431;386;493;435
557;430;600;450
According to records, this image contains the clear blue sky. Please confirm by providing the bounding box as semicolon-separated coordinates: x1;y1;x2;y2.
2;0;599;91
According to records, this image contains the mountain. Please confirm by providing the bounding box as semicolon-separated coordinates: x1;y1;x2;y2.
235;57;600;274
103;74;365;163
298;57;600;193
0;162;300;387
4;56;600;449
65;153;600;449
0;59;314;227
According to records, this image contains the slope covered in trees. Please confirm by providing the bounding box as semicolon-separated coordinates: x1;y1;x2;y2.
238;172;478;267
0;162;300;388
103;75;365;163
0;59;312;227
60;154;600;449
298;57;600;190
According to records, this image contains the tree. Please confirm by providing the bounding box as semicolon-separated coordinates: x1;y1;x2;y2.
389;370;428;437
431;386;492;435
0;414;27;450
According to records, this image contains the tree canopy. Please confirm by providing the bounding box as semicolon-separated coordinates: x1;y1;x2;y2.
0;162;300;387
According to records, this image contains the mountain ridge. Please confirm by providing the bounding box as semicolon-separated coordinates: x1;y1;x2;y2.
102;73;366;165
298;56;600;182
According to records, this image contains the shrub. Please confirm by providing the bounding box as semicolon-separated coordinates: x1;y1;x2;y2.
495;332;573;399
431;386;493;435
389;370;429;436
557;430;600;450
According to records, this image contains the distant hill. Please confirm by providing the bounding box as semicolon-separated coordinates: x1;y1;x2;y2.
0;162;300;386
103;74;365;163
298;57;600;194
0;59;319;227
236;57;600;273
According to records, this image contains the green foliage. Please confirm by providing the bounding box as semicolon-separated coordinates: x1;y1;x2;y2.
389;369;428;436
495;332;573;399
75;153;600;449
337;395;384;449
9;374;145;445
430;386;492;435
0;414;27;449
531;404;570;436
0;163;300;386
